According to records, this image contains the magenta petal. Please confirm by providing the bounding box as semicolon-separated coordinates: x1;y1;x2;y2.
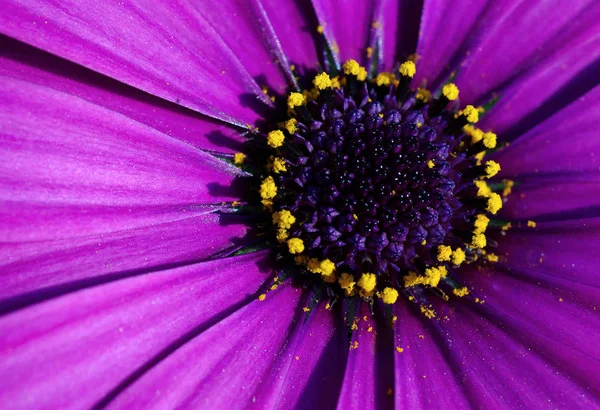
493;84;600;176
336;303;394;410
0;0;272;125
0;252;271;409
414;0;488;87
1;36;245;153
430;289;600;408
108;283;303;408
252;303;347;409
311;0;376;65
392;300;471;408
452;0;598;105
260;0;320;71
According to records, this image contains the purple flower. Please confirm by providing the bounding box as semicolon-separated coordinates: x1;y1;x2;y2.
1;0;599;408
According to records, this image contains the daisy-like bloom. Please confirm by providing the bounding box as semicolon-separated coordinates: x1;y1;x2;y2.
1;0;599;408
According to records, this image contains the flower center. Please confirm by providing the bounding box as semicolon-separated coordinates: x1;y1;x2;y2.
238;59;506;307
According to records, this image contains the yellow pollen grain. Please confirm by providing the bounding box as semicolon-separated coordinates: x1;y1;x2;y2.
313;72;333;90
471;233;487;249
399;61;416;78
284;118;297;134
317;25;324;34
453;287;469;297
367;326;373;333
331;76;341;89
302;307;310;312
261;199;273;210
287;238;305;254
287;92;305;108
437;245;453;262
475;180;492;197
474;214;490;234
396;346;404;353
323;273;337;283
442;83;459;101
420;305;436;319
502;179;515;197
272;209;296;229
233;152;246;165
427;160;435;168
482;132;497;149
350;341;359;350
342;59;361;76
339;273;356;294
366;47;373;58
259;176;277;199
416;88;431;103
258;293;266;301
502;222;512;231
527;220;537;228
486;192;503;214
381;287;399;304
307;258;321;273
276;228;288;242
460;105;479;123
270;156;287;173
267;130;285;148
484;160;501;178
486;253;499;262
452;248;466;265
356;66;367;81
358;273;377;293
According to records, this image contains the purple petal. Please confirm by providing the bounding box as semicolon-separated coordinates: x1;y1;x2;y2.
392;300;471;408
378;0;422;70
190;0;296;94
310;0;376;65
414;0;488;87
493;84;600;176
107;283;303;408
253;303;348;409
1;36;246;154
260;0;320;71
478;6;600;138
0;252;272;409
494;218;600;289
335;303;394;410
431;279;600;408
452;0;598;104
1;0;273;125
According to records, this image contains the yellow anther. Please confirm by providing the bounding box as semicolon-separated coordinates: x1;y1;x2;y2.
331;76;341;89
486;193;503;214
272;210;296;229
375;72;392;86
442;83;459;101
270;156;287;173
459;105;479;123
287;92;305;108
284;118;297;134
471;233;487;249
258;293;266;301
287;238;305;254
260;176;277;199
267;130;285;148
319;259;336;276
416;88;431;103
313;72;332;90
339;273;356;295
484;160;501;178
276;229;288;242
475;180;492;197
399;60;416;78
453;287;469;297
352;214;358;220
451;248;466;265
474;214;490;234
464;124;484;144
482;132;497;149
486;253;499;262
427;160;435;168
356;66;367;81
381;287;399;304
342;59;361;76
358;273;377;293
420;305;436;319
527;220;537;228
437;245;453;262
233;152;246;165
317;25;324;34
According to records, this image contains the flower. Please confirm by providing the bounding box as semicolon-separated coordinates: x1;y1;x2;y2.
0;0;599;409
